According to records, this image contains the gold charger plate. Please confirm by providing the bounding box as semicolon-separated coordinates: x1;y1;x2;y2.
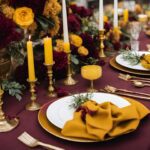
38;98;137;142
110;57;150;76
38;101;96;142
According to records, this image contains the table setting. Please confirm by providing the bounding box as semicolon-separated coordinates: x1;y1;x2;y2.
0;0;150;150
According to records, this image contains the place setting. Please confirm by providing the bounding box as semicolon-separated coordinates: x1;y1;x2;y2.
37;64;150;143
110;50;150;76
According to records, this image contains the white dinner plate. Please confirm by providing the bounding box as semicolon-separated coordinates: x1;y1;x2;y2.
116;51;150;71
46;93;131;129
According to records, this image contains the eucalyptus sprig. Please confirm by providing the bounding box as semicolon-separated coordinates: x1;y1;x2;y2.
70;93;93;109
1;80;25;101
120;50;141;66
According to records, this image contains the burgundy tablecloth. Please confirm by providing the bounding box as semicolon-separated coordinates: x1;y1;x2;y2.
0;33;150;150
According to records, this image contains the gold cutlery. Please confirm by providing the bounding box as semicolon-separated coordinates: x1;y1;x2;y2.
100;85;150;100
119;73;150;81
18;132;64;150
130;79;150;84
133;81;150;88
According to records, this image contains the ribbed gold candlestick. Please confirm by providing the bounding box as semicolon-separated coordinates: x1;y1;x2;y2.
44;63;57;97
0;86;19;132
26;79;41;111
99;29;106;58
64;53;77;85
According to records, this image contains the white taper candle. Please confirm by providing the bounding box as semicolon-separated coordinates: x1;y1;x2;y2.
99;0;104;30
62;0;69;42
114;0;118;28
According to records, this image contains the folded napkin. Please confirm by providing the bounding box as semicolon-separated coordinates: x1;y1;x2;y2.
61;98;149;141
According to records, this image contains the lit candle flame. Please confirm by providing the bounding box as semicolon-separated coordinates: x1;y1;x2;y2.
29;35;31;41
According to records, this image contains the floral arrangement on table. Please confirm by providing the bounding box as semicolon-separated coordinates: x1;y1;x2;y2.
0;0;62;99
0;1;133;99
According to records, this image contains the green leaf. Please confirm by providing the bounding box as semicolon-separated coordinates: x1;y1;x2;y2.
70;93;93;109
36;15;55;31
36;17;49;31
1;80;25;101
71;55;79;65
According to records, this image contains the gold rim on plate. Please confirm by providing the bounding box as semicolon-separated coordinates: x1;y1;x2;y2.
109;57;150;76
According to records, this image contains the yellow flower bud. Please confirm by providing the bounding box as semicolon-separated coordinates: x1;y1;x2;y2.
55;39;64;52
70;34;83;47
104;16;108;22
78;46;89;56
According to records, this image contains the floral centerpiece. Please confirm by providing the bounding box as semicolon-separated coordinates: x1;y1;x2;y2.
0;1;133;98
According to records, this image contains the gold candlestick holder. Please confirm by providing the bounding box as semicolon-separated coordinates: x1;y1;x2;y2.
99;29;106;58
26;79;41;111
44;63;57;97
0;87;19;132
64;53;77;85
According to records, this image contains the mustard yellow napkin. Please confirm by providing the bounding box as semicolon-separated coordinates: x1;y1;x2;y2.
61;98;149;141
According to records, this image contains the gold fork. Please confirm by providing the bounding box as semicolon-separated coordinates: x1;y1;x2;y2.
119;73;150;81
18;132;64;150
100;85;150;100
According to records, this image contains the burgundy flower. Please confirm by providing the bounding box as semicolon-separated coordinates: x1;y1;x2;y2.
104;22;112;33
9;0;46;15
68;14;81;32
0;13;22;49
70;4;93;18
56;87;69;97
70;44;78;55
53;51;67;71
113;42;121;51
80;33;97;57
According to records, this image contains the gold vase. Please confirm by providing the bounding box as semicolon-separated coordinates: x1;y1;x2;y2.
0;48;19;132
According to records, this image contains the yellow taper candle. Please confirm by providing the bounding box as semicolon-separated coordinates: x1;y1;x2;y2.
44;37;53;65
123;9;129;23
27;37;36;81
64;42;70;53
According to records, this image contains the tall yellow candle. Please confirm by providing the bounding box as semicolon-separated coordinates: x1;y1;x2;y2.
27;39;36;81
43;37;53;65
64;42;70;53
123;9;129;23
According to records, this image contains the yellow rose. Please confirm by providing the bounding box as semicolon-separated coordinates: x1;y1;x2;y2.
70;34;82;47
104;16;108;23
13;7;34;28
78;46;89;56
112;27;122;42
55;39;64;52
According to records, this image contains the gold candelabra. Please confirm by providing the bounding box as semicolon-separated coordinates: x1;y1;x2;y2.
99;30;106;58
26;79;41;111
0;86;19;132
44;63;57;97
64;53;77;85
